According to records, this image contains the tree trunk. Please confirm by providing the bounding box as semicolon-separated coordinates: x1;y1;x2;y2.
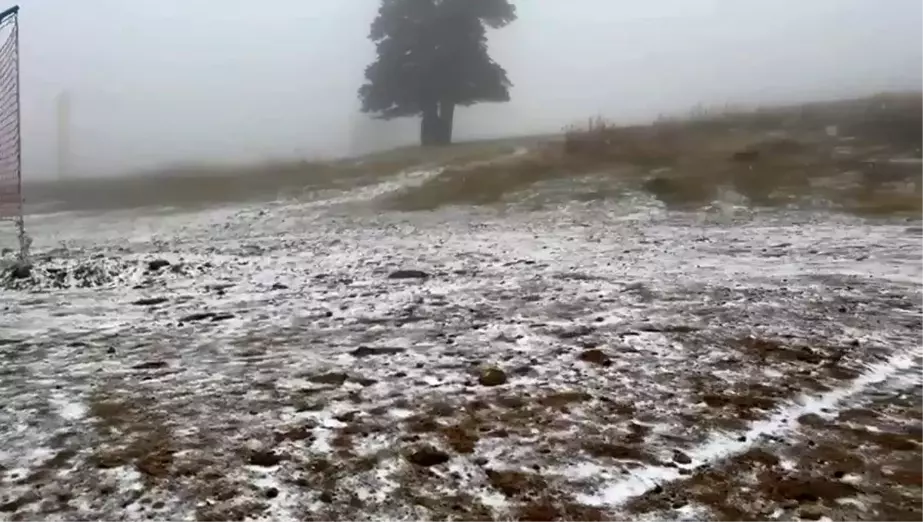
420;103;440;146
436;101;456;146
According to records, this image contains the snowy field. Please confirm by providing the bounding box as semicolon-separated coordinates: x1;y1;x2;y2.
0;171;921;521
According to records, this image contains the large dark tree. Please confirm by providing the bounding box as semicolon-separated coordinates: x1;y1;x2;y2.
358;0;516;146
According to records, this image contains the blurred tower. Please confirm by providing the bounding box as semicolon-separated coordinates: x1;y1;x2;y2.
56;90;71;179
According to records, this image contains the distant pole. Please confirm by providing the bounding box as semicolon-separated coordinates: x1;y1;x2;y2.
56;90;71;179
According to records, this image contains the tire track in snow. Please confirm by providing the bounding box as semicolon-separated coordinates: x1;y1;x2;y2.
305;147;530;209
575;345;923;509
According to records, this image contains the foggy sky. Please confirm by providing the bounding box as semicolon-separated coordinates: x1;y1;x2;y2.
17;0;923;178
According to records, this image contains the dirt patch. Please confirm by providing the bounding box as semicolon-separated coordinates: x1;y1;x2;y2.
702;392;777;412
627;378;923;521
731;337;865;386
405;414;442;434
514;498;610;522
769;476;860;503
582;439;656;464
86;388;179;483
478;367;508;387
626;447;868;518
840;427;921;452
538;391;591;409
673;336;883;436
308;372;349;387
196;499;268;521
486;469;548;498
441;424;479;454
578;349;612;366
248;450;284;467
405;445;451;467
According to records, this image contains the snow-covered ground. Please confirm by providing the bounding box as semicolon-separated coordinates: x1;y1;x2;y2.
0;171;921;521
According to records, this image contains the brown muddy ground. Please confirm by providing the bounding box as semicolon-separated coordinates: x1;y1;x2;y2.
1;184;920;521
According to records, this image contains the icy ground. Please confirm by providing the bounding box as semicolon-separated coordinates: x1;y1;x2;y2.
0;177;921;521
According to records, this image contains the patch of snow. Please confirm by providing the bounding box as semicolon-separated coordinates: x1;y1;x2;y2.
388;408;416;420
836;497;867;509
476;489;510;511
840;473;864;485
49;393;87;421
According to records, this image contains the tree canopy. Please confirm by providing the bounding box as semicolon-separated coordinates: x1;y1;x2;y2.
358;0;516;145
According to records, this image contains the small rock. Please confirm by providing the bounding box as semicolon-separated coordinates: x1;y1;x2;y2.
578;349;612;367
8;263;31;280
731;149;760;162
308;372;349;387
350;346;406;357
639;324;701;333
797;413;825;427
0;491;38;513
672;450;692;465
271;283;289;290
388;269;429;280
798;505;826;521
406;446;450;467
478;367;507;387
248;450;283;467
132;361;168;370
133;297;169;306
334;411;358;423
180;312;216;323
147;259;171;271
511;364;535;376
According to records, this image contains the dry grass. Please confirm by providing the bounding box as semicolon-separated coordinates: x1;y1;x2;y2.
20;93;921;217
85;387;178;482
22;137;538;213
384;92;922;216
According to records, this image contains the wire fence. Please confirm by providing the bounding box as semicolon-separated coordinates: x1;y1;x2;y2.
0;5;27;261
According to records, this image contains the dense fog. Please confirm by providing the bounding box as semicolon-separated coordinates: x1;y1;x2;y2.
17;0;922;178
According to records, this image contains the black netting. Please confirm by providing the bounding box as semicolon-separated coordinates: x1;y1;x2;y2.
0;8;18;221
